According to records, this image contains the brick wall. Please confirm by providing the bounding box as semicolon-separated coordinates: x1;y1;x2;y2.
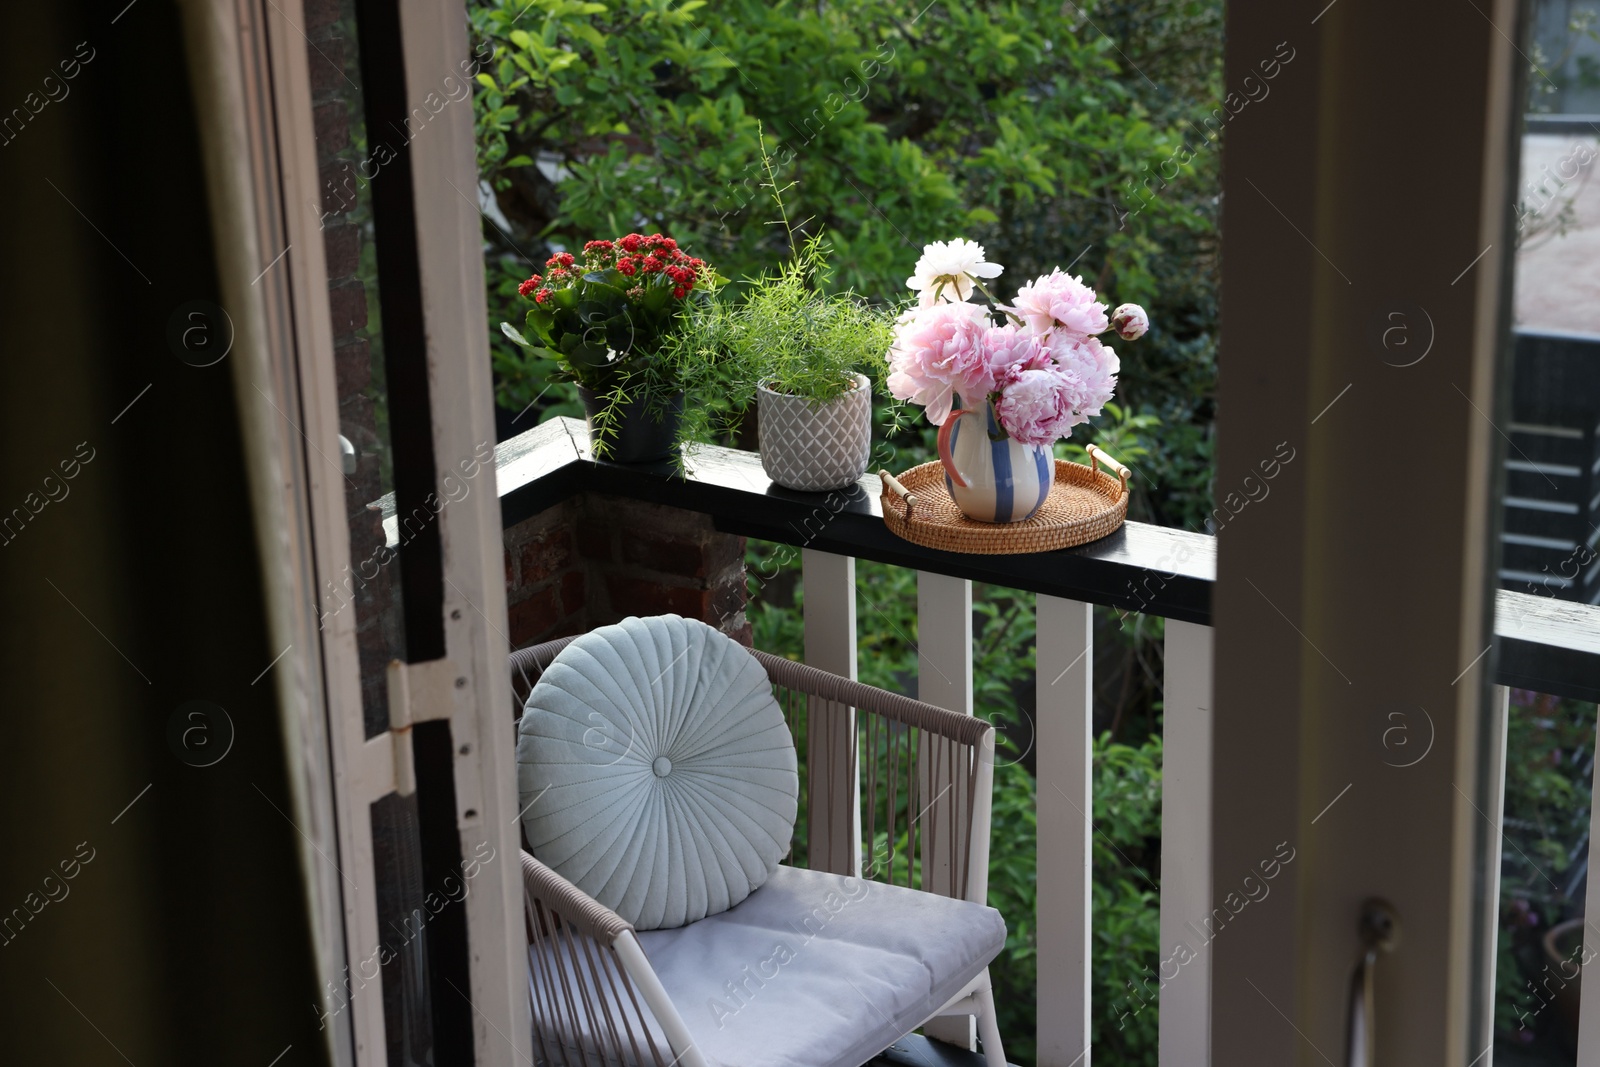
504;495;750;649
502;499;586;647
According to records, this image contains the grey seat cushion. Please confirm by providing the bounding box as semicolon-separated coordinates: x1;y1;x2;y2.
527;866;1007;1067
517;615;798;930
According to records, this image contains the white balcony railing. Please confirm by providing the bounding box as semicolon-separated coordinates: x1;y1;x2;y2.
799;551;1212;1065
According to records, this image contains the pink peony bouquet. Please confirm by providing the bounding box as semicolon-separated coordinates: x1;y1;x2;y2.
887;239;1149;446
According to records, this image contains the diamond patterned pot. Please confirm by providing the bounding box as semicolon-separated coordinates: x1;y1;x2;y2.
757;373;872;491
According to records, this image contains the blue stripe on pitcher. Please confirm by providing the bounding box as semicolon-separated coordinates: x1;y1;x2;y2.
984;404;1014;523
990;430;1014;523
998;442;1051;522
1026;448;1052;519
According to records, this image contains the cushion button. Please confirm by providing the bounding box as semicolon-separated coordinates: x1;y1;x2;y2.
652;756;673;778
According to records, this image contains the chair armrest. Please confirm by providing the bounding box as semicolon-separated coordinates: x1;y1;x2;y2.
751;648;994;749
521;850;632;944
522;851;701;1067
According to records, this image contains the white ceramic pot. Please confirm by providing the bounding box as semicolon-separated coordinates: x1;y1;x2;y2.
936;397;1053;523
757;373;872;492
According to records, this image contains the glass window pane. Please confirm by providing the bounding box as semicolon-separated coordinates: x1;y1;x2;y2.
306;0;407;739
1503;2;1600;607
1492;5;1599;1060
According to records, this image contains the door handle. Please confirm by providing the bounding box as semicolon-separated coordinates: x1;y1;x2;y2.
1347;898;1401;1067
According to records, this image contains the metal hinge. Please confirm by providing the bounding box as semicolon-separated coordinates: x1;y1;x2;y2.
382;657;464;797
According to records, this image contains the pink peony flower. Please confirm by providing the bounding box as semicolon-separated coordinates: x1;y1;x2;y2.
1046;333;1119;419
1110;303;1150;340
985;323;1054;385
887;302;992;424
996;367;1078;446
1004;269;1109;340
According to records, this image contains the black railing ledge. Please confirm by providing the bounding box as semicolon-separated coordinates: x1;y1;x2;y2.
495;418;1213;623
493;418;1600;703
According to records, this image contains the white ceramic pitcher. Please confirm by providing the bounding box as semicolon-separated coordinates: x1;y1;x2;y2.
935;398;1053;523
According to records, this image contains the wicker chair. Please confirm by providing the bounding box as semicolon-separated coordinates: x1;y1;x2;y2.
509;633;1007;1067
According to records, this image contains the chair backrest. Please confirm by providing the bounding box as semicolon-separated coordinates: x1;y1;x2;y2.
510;629;996;906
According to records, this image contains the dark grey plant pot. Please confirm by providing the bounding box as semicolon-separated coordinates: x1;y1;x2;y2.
578;386;685;463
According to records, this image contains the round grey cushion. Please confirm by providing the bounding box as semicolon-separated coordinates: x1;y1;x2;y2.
516;615;798;931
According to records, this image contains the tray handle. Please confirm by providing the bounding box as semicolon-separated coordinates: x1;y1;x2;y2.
879;469;919;521
1086;444;1131;500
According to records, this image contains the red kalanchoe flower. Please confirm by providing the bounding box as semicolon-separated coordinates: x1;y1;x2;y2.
583;240;613;254
641;255;664;273
619;233;643;253
660;237;678;252
616;258;637;277
672;286;687;299
534;288;553;304
517;274;543;297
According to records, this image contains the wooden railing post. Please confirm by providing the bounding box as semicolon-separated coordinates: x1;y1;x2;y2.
917;570;977;1050
1037;596;1093;1066
916;570;974;899
802;549;859;876
1160;619;1213;1064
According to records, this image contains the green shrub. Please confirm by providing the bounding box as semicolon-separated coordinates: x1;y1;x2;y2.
468;0;1223;528
1494;691;1597;1052
661;138;902;447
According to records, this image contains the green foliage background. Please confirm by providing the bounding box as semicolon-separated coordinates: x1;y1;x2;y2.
467;2;1224;1063
469;0;1223;532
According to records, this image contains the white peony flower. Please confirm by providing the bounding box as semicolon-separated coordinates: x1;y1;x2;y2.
905;239;1004;306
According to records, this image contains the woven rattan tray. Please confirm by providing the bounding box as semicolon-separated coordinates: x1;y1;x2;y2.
879;444;1131;555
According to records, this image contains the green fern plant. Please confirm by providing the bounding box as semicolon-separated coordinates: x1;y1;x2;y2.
732;235;894;403
664;129;897;453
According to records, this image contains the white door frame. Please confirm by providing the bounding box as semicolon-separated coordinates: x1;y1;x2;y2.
179;0;526;1061
1210;0;1520;1062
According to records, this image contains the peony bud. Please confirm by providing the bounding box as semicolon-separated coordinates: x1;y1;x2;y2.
1110;303;1150;341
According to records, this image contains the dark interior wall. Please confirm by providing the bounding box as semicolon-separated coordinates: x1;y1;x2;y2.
0;4;332;1064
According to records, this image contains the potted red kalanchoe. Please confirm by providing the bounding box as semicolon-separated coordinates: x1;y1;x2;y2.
503;233;715;462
